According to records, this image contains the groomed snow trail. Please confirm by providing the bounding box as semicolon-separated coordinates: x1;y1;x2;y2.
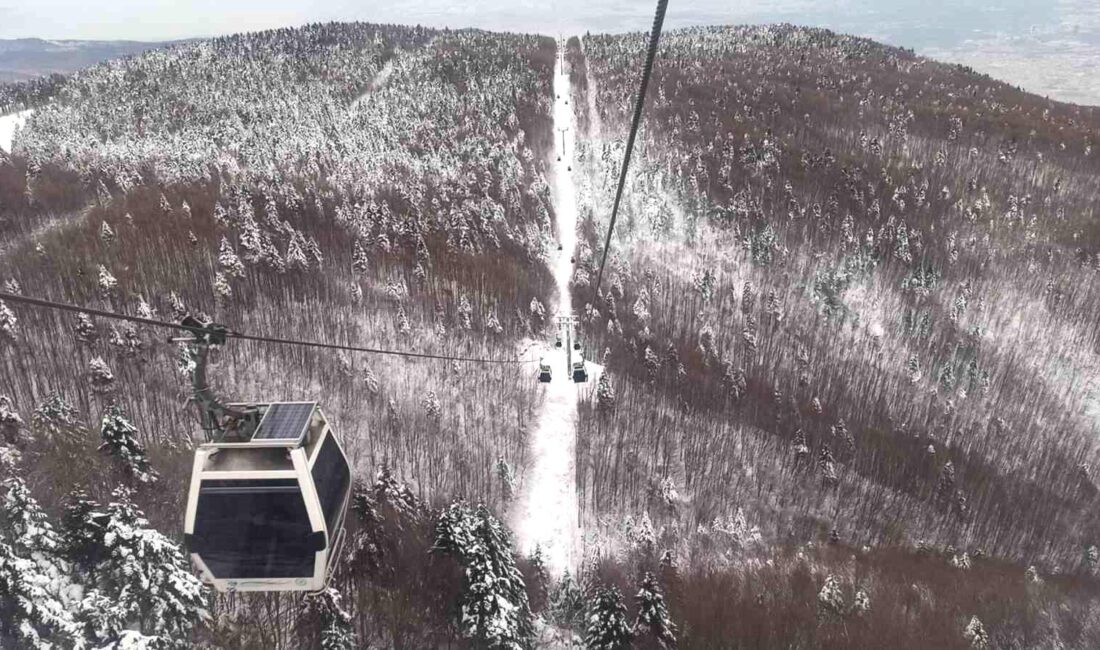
0;109;33;154
513;43;584;577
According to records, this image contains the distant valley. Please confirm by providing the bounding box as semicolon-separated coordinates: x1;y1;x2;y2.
0;38;181;82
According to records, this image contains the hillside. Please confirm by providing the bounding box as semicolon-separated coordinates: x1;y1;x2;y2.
567;24;1100;647
1;20;1100;650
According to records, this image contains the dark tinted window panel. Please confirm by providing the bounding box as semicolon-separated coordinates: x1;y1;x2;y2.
202;478;299;489
193;479;315;579
254;402;315;441
311;434;351;533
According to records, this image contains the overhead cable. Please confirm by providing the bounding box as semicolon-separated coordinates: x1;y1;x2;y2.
592;0;669;297
0;291;530;365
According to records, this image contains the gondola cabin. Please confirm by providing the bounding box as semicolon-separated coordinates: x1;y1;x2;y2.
184;402;351;593
538;358;553;383
572;354;589;383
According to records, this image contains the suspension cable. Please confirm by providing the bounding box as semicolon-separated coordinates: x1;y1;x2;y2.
0;291;530;365
592;0;669;298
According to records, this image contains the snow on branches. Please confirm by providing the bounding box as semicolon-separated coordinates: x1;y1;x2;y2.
432;501;534;647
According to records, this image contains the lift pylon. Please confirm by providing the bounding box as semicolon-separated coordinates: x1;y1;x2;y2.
555;313;587;383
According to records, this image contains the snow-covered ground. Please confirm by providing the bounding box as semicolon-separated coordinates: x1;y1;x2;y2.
0;109;33;154
512;43;589;577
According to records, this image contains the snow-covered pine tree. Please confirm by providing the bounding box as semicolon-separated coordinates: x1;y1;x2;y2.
792;428;810;466
585;585;633;650
529;297;546;330
77;587;140;648
528;545;550;613
550;570;586;630
596;372;616;415
963;615;989;649
458;294;473;331
62;487;105;573
134;296;156;324
352;239;370;275
260;232;287;273
97;265;118;296
66;487;207;645
347;480;385;577
286;231;310;271
0;299;18;344
166;291;187;321
74;312;99;344
218;236;245;279
89;355;115;390
214;272;233;303
432;501;534;647
634;572;676;648
100;221;115;245
98;404;158;484
628;512;657;555
298;586;358;650
107;323;143;357
31;392;84;445
1085;544;1099;573
422;391;442;427
938;460;956;500
0;447;84;649
396;304;411;336
819;445;838;488
644;346;660;383
239;217;263;264
817;575;846;618
306;236;324;269
363;365;379;394
486;309;504;335
0;397;23;445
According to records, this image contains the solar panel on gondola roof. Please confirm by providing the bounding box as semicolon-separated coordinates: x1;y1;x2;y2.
253;402;316;443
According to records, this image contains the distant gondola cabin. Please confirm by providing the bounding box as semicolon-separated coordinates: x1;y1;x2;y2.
184;402;351;592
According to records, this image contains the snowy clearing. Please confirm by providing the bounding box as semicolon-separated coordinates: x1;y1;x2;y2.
353;58;398;107
511;43;590;577
0;109;33;154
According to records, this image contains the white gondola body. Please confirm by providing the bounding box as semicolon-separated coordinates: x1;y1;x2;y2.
184;402;351;593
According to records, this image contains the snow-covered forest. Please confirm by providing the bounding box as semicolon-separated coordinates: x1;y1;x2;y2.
3;17;1100;650
0;22;561;648
566;24;1100;647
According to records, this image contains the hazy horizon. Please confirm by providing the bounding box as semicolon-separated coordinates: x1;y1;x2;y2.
1;0;1099;105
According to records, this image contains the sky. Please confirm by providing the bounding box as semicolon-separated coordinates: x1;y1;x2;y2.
1;0;1099;104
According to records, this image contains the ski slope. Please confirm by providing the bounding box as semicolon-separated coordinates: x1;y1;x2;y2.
0;109;32;154
512;43;586;576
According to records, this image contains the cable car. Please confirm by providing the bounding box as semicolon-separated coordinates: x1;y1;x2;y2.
572;355;588;383
538;358;553;383
179;319;352;593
